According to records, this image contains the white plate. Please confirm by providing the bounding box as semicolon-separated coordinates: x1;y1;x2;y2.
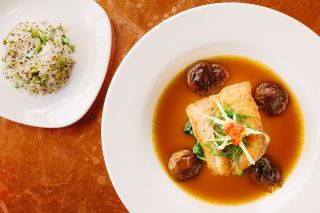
0;0;111;128
101;3;320;213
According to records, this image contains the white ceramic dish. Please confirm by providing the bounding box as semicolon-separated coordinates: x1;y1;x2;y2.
101;3;320;213
0;0;111;128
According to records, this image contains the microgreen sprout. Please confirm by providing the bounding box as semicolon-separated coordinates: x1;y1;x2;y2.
200;97;269;165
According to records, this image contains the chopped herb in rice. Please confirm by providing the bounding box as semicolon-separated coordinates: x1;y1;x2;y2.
1;21;75;95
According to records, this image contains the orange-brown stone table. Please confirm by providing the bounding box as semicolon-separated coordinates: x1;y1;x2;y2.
0;0;319;212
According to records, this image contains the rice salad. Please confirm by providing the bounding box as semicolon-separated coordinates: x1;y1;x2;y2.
1;21;75;95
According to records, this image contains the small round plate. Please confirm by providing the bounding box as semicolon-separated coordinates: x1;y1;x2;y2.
0;0;111;128
101;3;320;212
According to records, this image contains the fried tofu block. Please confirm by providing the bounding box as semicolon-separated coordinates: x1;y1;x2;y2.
186;82;267;176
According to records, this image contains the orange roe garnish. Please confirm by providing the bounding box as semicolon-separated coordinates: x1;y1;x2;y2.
224;122;245;146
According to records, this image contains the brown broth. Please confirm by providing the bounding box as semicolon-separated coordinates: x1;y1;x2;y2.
152;55;304;205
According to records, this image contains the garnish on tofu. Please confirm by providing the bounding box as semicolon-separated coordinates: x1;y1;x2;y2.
200;97;269;166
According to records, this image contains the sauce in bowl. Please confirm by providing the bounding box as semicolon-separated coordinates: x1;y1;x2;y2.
153;56;304;204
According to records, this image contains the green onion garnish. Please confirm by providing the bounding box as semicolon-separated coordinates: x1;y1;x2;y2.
35;42;42;53
31;29;39;38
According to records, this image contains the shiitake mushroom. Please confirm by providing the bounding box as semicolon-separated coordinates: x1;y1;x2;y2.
168;149;202;181
186;61;229;96
253;156;282;185
254;82;289;116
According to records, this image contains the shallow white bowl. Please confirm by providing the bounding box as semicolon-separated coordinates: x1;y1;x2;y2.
102;3;320;212
0;0;111;128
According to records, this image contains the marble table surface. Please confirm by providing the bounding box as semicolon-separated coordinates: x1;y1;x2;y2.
0;0;319;212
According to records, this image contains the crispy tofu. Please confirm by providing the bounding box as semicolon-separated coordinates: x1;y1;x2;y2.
186;82;268;176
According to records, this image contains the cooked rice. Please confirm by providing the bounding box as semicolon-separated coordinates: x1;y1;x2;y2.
1;21;75;95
